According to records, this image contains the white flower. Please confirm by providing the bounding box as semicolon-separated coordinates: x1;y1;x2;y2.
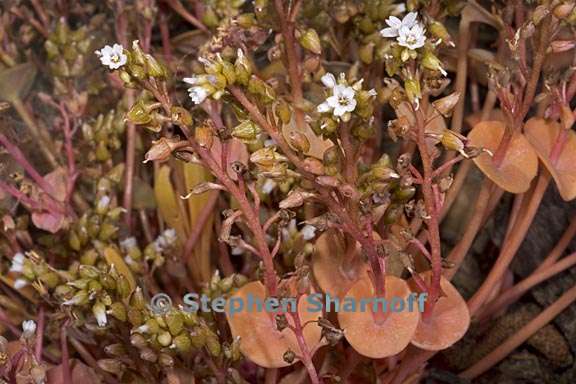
95;43;127;70
231;247;244;255
96;195;110;212
10;252;25;273
14;279;27;290
300;225;317;240
380;12;418;38
93;302;107;327
22;320;36;337
187;86;209;105
262;179;277;194
317;84;357;117
397;23;427;50
320;72;337;88
120;237;137;252
183;76;202;86
155;229;177;251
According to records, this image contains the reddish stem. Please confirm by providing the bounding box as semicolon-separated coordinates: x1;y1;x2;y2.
289;309;320;384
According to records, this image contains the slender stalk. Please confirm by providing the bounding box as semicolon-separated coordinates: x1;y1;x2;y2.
537;214;576;271
289;309;320;384
182;191;219;261
480;252;576;321
162;0;208;32
461;283;576;379
414;107;441;317
467;171;550;315
11;98;59;169
60;324;72;384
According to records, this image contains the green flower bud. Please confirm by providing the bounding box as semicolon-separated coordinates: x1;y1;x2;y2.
95;141;111;162
69;230;81;251
429;21;452;44
299;29;322;55
92;301;108;327
206;335;221;357
144;54;167;78
39;272;59;289
131;40;146;66
393;186;416;202
232;120;260;142
173;333;192;353
130;287;146;309
166;312;184;335
422;51;447;76
235;49;252;85
109;302;127;322
157;331;172;347
359;42;375;64
63;290;89;306
127;100;153;125
237;13;257;28
220;59;236;85
404;78;421;105
190;329;206;348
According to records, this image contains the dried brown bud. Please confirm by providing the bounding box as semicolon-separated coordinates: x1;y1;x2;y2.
283;350;296;364
432;92;461;117
143;137;183;163
195;123;214;149
303;157;325;175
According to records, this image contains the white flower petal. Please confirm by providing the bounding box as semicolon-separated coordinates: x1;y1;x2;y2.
325;95;340;109
380;27;398;37
321;73;336;88
317;101;332;113
262;179;277;194
403;12;418;28
14;279;27;290
300;225;317;240
386;16;402;28
22;320;36;337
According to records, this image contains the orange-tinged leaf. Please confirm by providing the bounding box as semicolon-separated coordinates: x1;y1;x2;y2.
337;276;420;358
468;121;538;193
409;271;470;351
154;165;189;240
524;117;576;201
183;161;214;282
225;281;325;368
312;230;370;299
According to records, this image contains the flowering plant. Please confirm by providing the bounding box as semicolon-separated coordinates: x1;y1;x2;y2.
1;1;576;383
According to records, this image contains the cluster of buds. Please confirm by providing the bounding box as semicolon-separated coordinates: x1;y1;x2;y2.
82;110;125;163
96;40;168;85
45;19;94;79
8;251;59;292
200;0;247;29
183;49;253;105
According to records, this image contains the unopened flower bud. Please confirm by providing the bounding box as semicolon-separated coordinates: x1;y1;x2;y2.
359;42;375;64
235;49;252;85
171;106;193;127
97;359;125;374
195;123;214;149
173;333;192;353
232;120;260;142
429;21;453;45
126;100;153;125
144;54;167;78
422;51;447;76
93;301;108;327
287;131;310;153
299;29;322;55
143;137;182;163
432;92;460;117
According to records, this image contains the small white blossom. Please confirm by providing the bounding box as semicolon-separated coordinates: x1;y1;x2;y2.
300;225;317;240
380;12;418;38
317;83;357;117
155;229;177;251
93;303;107;327
10;252;25;273
262;179;277;194
264;139;276;147
95;43;127;70
397;23;427;50
96;195;110;212
120;237;137;252
188;86;209;104
183;76;202;86
14;279;27;290
22;320;36;337
320;72;337;88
